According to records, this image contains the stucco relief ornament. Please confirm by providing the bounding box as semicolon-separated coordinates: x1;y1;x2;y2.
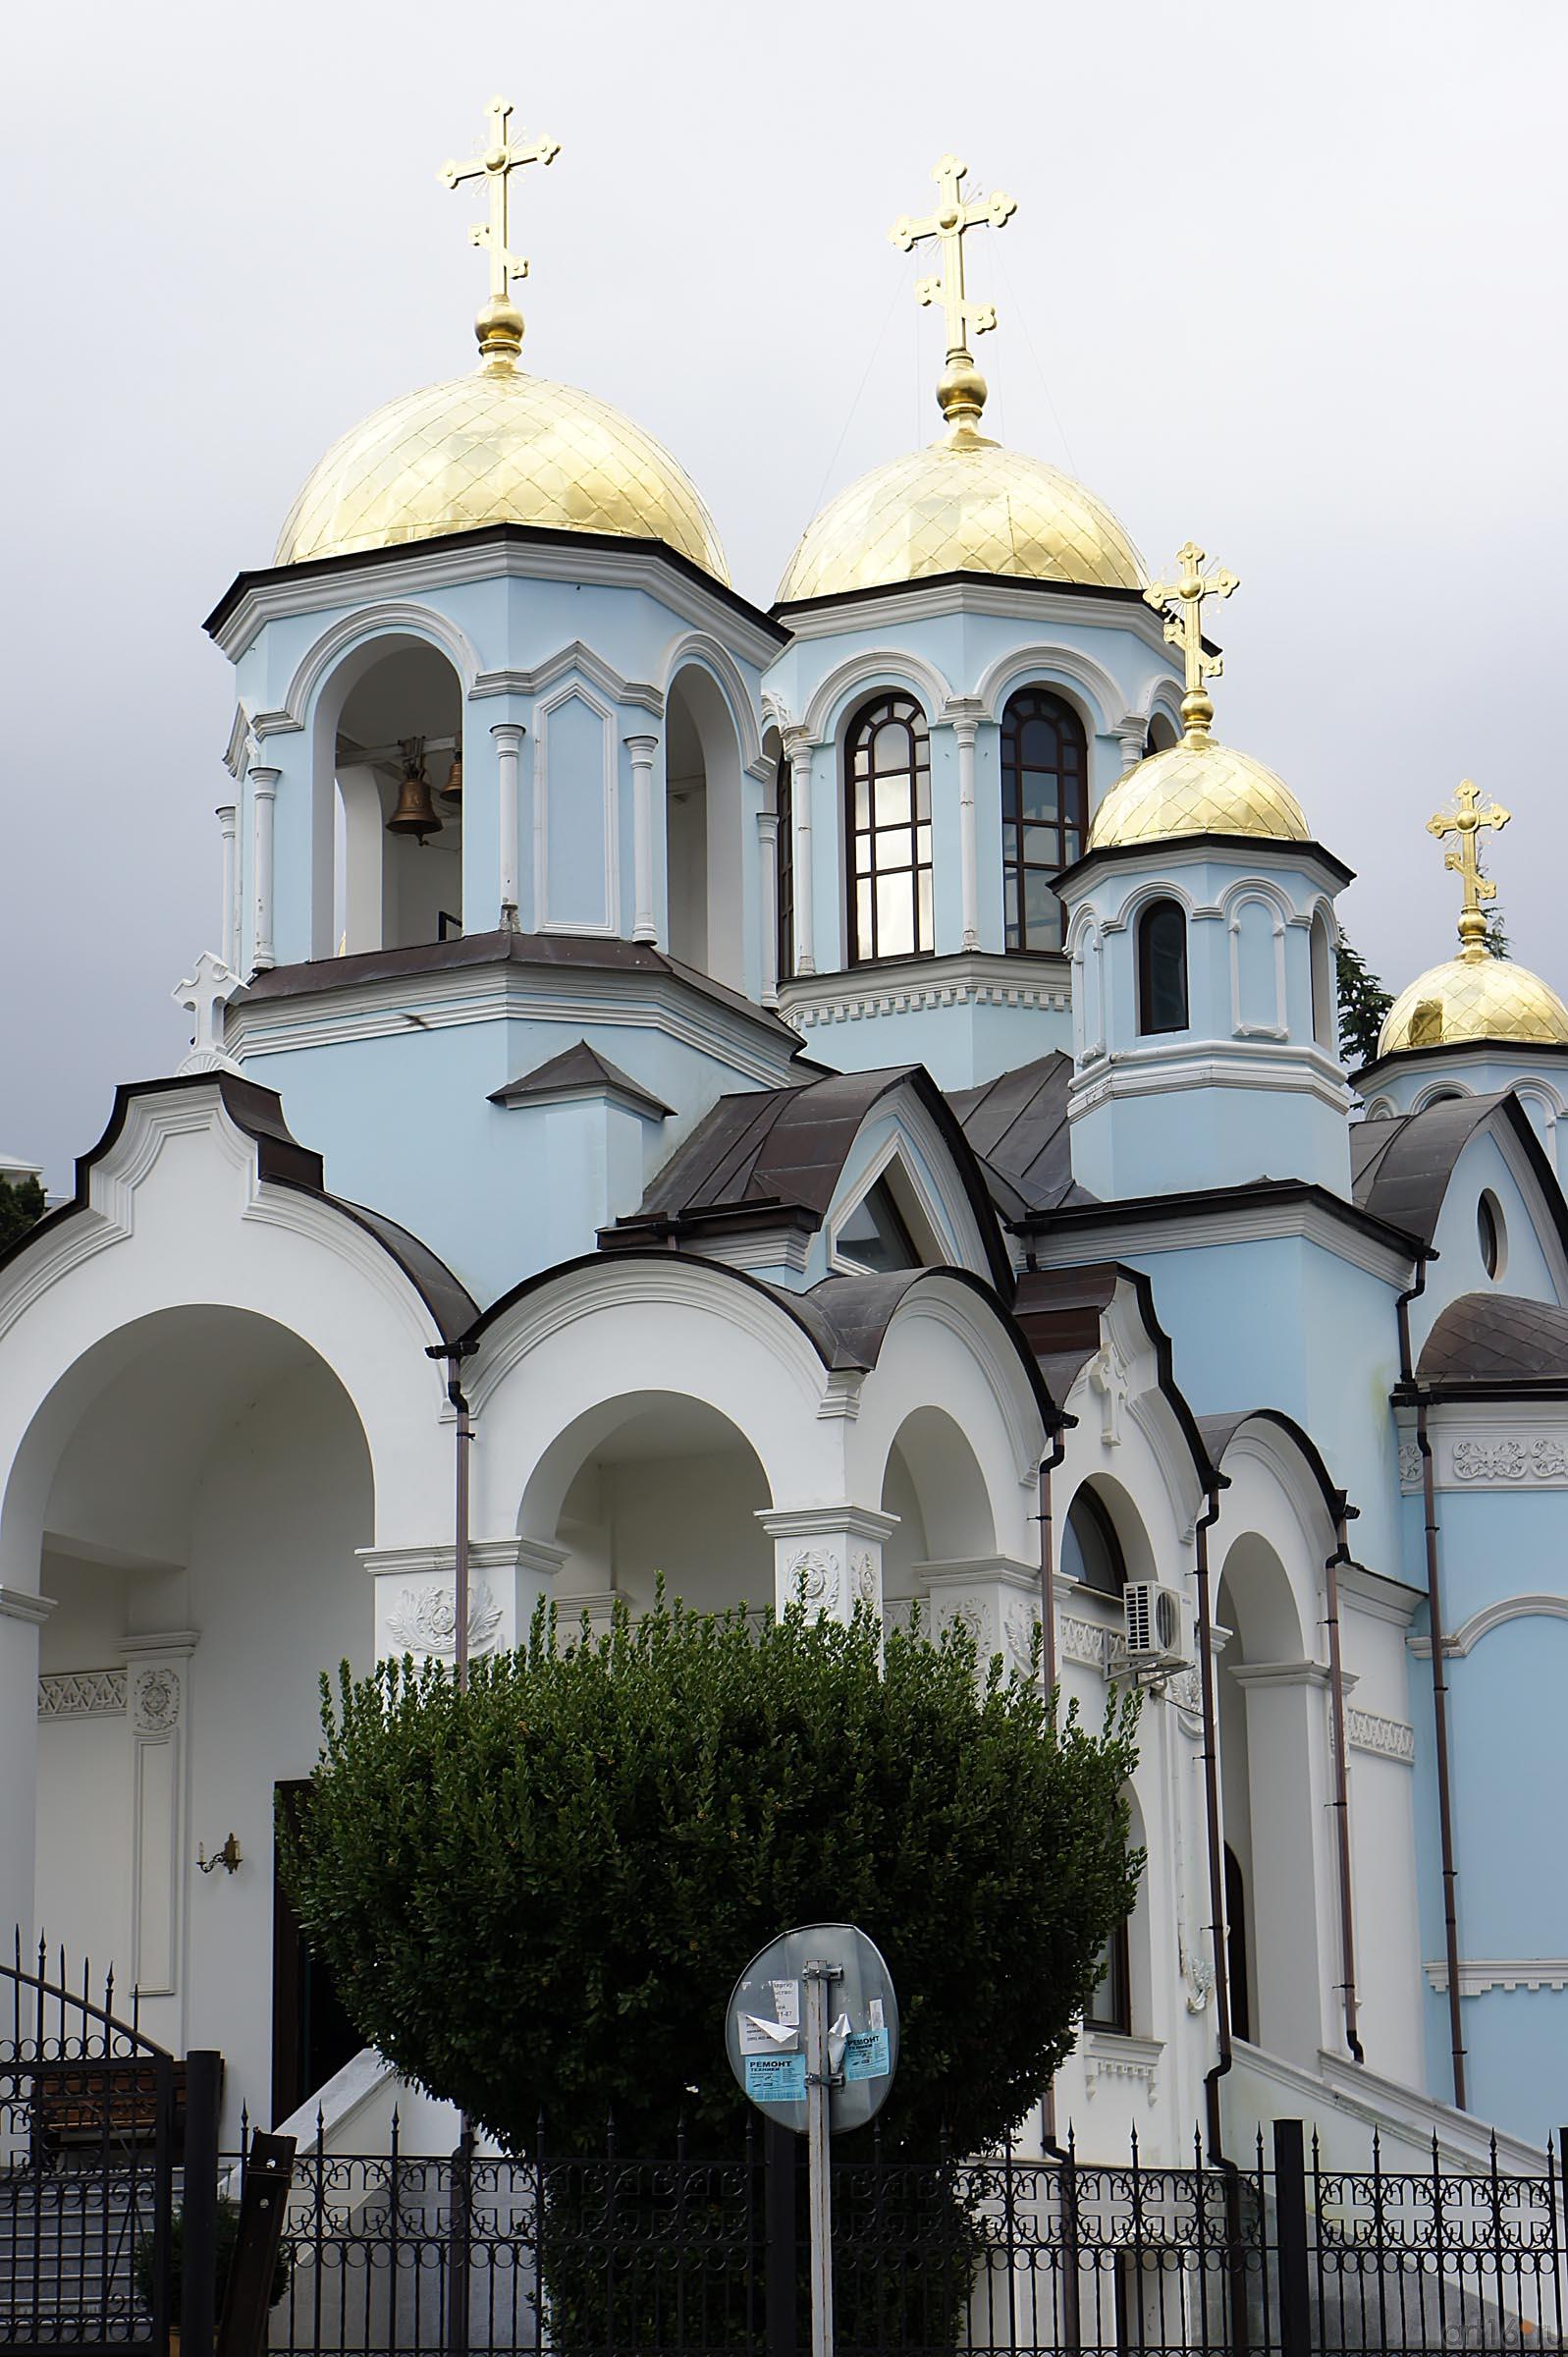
941;1597;993;1652
133;1667;182;1734
788;1551;840;1614
1452;1435;1568;1483
1003;1598;1041;1675
1398;1442;1422;1490
851;1554;880;1611
386;1580;503;1657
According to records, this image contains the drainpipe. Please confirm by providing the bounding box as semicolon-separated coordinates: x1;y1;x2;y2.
427;1342;478;1690
1397;1267;1466;2110
1323;1515;1364;2063
1035;1423;1068;2157
1194;1478;1233;2163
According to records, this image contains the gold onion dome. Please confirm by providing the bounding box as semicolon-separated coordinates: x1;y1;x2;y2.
275;97;726;581
274;364;728;579
776;434;1144;603
1377;782;1568;1056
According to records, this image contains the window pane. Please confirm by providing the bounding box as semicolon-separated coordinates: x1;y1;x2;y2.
913;769;932;815
917;868;933;949
876;874;915;958
1141;903;1188;1032
877;826;913;871
854;832;873;875
872;721;910;769
1020;716;1057;767
1023;825;1059;868
1022;772;1059;823
874;772;911;827
916;824;931;863
856;880;873;951
854;777;870;830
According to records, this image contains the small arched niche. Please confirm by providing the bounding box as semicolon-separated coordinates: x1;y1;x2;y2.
666;666;745;989
880;1405;997;1601
333;640;464;954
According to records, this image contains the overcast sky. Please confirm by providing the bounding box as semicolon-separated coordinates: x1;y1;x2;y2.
4;0;1564;1184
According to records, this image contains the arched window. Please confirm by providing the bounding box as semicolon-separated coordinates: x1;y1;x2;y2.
775;751;794;984
845;694;932;963
1000;688;1087;953
1137;899;1189;1034
1310;909;1335;1050
1061;1486;1127;1598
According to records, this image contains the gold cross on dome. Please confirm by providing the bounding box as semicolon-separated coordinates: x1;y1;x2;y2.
440;96;560;305
1144;542;1239;742
891;155;1015;425
1427;780;1510;957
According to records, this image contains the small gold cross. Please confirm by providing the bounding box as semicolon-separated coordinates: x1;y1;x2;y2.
1427;781;1510;958
440;96;560;338
891;156;1016;429
1143;543;1239;743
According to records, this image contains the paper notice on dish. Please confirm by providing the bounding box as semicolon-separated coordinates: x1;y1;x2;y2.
770;1979;801;2028
841;2027;892;2083
739;2011;799;2056
745;2052;807;2104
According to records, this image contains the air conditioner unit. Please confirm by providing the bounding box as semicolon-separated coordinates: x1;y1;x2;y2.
1123;1581;1191;1672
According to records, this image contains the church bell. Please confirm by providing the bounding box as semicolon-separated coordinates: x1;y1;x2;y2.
386;740;441;841
439;741;463;803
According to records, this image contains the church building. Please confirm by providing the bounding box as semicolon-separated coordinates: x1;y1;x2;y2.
4;105;1568;2174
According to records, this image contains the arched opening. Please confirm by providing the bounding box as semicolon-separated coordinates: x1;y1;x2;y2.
1310;909;1336;1051
666;666;745;989
1144;711;1180;757
774;743;794;986
521;1393;773;1622
1137;899;1189;1034
879;1406;996;1605
1223;1840;1251;2042
1217;1534;1322;2061
1085;1785;1145;2038
19;1306;375;2132
1061;1485;1128;1598
1000;687;1087;954
844;692;933;965
334;640;464;953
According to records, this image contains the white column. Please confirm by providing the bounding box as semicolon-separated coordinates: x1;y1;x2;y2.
123;1630;198;2049
1116;723;1148;776
922;1557;1044;1685
756;1507;898;1626
216;805;239;971
625;734;660;944
756;810;780;1007
248;765;279;971
947;702;983;953
0;1586;52;1960
784;732;816;976
491;724;524;931
364;1538;565;1665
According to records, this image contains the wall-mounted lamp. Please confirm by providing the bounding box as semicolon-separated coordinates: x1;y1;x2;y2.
197;1833;243;1877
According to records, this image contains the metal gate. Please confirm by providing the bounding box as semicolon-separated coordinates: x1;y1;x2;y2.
0;1941;176;2356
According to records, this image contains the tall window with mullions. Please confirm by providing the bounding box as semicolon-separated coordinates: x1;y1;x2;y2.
1000;687;1087;953
845;693;933;963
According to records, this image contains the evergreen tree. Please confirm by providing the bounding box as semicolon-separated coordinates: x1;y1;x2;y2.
0;1173;45;1253
1485;903;1509;959
1335;935;1395;1069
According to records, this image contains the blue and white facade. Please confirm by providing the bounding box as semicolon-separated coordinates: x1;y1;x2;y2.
4;161;1568;2184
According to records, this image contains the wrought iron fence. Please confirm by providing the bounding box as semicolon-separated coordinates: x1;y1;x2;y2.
238;2111;1568;2357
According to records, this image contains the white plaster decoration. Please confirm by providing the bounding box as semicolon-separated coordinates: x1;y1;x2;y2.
1066;1039;1353;1123
787;1552;841;1614
1425;1958;1568;1998
756;811;781;1008
1115;723;1147;776
1081;2031;1162;2103
816;1368;864;1418
248;766;279;969
625;733;660;945
37;1668;127;1720
267;602;482;730
1003;1597;1042;1674
1451;1435;1568;1484
216;805;239;969
781;951;1070;1034
533;684;620;937
937;1594;994;1651
972;643;1129;738
1346;1708;1416;1764
1398;1441;1422;1491
946;700;983;954
132;1666;183;1734
1059;1614;1122;1675
757;1506;897;1625
690;1226;813;1279
1023;1191;1416;1291
784;732;815;976
222;706;252;781
660;632;767;774
472;640;663;718
0;1587;56;1626
1225;892;1290;1042
799;649;953;746
1411;1593;1568;1661
172;952;243;1076
491;723;524;929
1088;1343;1129;1448
851;1553;880;1613
385;1579;504;1658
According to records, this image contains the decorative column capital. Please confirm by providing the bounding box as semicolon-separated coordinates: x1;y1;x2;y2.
246;764;281;794
622;732;660;761
943;695;985;747
489;722;526;752
783;727;817;767
215;802;237;829
756;809;780;845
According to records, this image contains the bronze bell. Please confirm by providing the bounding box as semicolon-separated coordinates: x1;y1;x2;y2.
439;742;463;803
386;740;441;841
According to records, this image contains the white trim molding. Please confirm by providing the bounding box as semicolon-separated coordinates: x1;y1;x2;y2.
1425;1957;1568;1998
1345;1707;1415;1763
1411;1592;1568;1661
38;1668;127;1720
781;950;1070;1036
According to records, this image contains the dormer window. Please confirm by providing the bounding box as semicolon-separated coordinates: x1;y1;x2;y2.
845;694;933;964
835;1178;920;1275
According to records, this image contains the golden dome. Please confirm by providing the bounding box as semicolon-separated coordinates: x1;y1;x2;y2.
776;429;1144;604
1088;737;1310;850
1378;954;1568;1057
275;356;728;580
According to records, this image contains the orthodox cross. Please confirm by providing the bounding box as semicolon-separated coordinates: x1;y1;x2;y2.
440;96;560;304
1144;543;1239;742
890;155;1016;373
1427;781;1510;957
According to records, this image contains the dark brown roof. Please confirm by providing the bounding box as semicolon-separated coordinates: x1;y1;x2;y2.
489;1043;673;1120
1196;1409;1351;1525
1349;1093;1558;1249
1418;1291;1568;1387
946;1053;1084;1215
1011;1262;1217;1489
618;1066;1013;1288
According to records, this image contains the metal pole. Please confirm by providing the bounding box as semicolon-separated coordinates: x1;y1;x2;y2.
803;1961;838;2357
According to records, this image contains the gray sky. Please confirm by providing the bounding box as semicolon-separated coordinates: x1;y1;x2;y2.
5;0;1565;1185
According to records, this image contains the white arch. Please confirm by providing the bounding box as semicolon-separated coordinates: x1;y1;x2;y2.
1218;875;1299;929
661;631;764;773
800;648;954;745
1103;872;1200;936
1430;1592;1568;1659
1412;1078;1477;1111
973;644;1128;737
274;602;483;733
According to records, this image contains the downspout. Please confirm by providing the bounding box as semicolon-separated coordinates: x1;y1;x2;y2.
1036;1422;1069;2156
1323;1513;1364;2062
1194;1477;1233;2164
428;1342;478;1690
1397;1266;1466;2110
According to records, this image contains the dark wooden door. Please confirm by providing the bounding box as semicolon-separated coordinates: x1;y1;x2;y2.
271;1781;363;2126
